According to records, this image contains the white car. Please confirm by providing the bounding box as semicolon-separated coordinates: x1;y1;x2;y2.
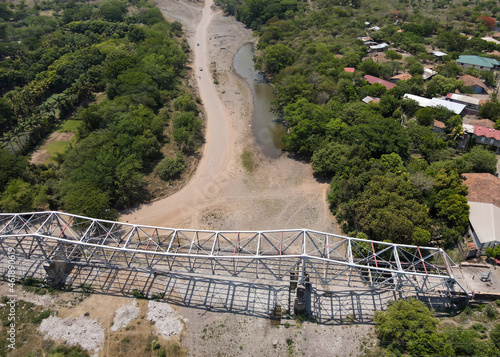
199;67;203;71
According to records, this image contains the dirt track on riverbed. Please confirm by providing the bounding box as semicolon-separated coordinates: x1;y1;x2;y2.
121;0;340;234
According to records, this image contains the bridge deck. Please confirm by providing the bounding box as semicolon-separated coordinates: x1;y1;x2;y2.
0;211;469;296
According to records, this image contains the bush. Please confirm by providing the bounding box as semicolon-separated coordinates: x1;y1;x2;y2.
156;155;186;181
485;304;498;319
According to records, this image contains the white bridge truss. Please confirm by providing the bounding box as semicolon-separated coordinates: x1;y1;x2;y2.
0;211;469;296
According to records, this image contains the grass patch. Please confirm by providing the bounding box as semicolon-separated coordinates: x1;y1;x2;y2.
241;150;254;173
445;245;465;264
45;139;73;157
57;119;83;133
0;297;53;354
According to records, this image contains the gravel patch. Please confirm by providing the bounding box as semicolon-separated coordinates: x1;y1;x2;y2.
39;315;105;351
147;300;183;337
111;300;139;332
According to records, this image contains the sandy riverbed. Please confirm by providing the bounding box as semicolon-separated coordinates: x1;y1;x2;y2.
122;0;340;235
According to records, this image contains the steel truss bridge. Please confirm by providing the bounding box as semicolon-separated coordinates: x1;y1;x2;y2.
0;211;469;297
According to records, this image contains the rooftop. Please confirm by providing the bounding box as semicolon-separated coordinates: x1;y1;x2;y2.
462;173;500;245
434;120;446;129
474;126;500;140
482;37;500;44
362;96;379;104
370;43;389;50
363;75;396;90
344;67;355;73
423;67;437;80
458;75;489;92
457;55;500;68
463;118;496;128
391;73;412;81
403;93;430;107
446;93;482;106
428;98;466;115
463;173;500;206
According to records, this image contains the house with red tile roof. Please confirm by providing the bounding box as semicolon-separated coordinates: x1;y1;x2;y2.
458;74;489;94
344;67;355;73
363;75;396;90
473;126;500;153
462;173;500;253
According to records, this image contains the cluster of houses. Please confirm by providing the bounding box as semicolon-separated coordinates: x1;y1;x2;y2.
351;52;500;155
357;28;500;259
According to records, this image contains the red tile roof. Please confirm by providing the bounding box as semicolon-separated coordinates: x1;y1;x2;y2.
363;75;396;90
434;120;446;129
391;73;412;81
463;118;496;128
344;67;355;73
474;126;500;140
462;173;500;207
458;75;489;92
467;242;478;250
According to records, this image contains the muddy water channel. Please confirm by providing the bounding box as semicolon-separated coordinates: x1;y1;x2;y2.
233;43;286;158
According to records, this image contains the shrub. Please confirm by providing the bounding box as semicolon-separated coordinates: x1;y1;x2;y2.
156;154;186;181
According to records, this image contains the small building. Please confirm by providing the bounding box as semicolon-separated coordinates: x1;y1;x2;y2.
462;173;500;253
362;96;380;104
422;67;437;80
458;75;489;94
445;93;483;114
456;55;500;71
428;98;466;116
344;67;355;73
482;37;500;44
390;73;412;82
433;120;446;133
370;43;389;52
363;75;396;90
430;51;447;59
473;126;500;153
403;93;430;107
402;94;466;116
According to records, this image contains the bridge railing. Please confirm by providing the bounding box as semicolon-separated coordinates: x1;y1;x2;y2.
0;211;469;295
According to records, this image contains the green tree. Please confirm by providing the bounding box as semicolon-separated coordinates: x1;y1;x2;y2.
311;143;350;178
385;50;402;61
374;298;443;353
491;323;500;349
156;154;186;181
0;179;47;212
99;0;127;22
263;44;294;75
0;149;27;193
426;75;463;97
61;180;116;220
462;146;498;174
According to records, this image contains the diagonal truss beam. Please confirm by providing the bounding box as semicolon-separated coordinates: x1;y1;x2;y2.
0;212;470;296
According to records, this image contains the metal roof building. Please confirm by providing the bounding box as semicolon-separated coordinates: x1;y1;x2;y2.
463;173;500;252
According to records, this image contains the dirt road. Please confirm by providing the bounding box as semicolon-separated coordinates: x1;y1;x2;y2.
122;0;339;234
122;0;234;227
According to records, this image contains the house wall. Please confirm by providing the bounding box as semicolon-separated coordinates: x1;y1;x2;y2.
458;63;492;71
474;135;500;153
470;224;498;253
471;85;485;94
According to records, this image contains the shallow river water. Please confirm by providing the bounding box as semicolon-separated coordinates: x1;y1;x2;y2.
233;43;286;158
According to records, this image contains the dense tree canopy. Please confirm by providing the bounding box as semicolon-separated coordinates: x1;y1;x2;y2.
0;0;198;218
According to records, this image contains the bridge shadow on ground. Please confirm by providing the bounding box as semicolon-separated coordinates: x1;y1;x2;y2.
1;257;455;325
